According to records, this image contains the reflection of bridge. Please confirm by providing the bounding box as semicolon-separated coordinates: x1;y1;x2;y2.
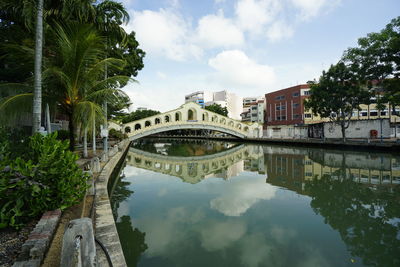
122;102;262;140
125;145;263;183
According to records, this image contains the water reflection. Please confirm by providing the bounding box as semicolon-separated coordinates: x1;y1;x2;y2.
126;142;264;183
112;140;400;267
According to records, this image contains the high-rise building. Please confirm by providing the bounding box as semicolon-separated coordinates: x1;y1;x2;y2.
185;90;242;120
184;91;213;108
241;97;265;123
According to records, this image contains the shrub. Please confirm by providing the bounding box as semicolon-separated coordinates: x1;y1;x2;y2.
109;128;127;140
0;133;89;229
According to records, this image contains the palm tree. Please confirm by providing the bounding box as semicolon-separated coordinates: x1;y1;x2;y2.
0;22;132;151
45;22;131;151
32;0;43;134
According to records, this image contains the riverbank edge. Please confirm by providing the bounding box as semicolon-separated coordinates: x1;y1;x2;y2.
94;139;130;267
148;135;400;152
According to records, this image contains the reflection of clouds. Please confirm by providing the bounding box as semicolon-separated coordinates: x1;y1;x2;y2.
296;245;331;267
210;177;276;216
199;220;247;251
123;165;149;177
240;234;273;267
270;226;297;245
157;188;168;197
116;201;130;222
140;206;187;256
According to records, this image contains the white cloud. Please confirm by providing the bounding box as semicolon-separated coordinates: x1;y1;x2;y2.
156;71;167;79
196;11;244;48
235;0;281;35
266;21;294;42
291;0;341;21
125;9;202;61
208;50;276;90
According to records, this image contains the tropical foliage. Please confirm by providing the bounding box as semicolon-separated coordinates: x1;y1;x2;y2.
304;63;371;141
305;16;399;140
120;109;161;124
0;0;145;150
0;131;89;229
205;103;229;117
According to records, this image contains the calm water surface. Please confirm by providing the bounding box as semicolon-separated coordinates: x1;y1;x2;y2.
110;139;400;267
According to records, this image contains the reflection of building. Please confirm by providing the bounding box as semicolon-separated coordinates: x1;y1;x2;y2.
264;147;400;194
185;90;243;120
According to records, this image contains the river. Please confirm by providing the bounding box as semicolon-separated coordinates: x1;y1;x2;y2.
110;138;400;267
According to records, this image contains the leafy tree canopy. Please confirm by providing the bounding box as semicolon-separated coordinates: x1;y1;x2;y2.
205;103;228;117
342;16;400;109
304;62;371;140
120;109;161;124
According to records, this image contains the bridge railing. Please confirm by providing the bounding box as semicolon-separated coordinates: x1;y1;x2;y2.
124;119;253;136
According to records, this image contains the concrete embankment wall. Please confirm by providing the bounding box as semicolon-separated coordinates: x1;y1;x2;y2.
95;140;130;267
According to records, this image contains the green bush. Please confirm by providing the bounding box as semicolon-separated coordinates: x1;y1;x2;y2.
0;133;89;229
109;128;127;140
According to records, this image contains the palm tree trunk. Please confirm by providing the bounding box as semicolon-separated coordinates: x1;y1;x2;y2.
68;112;75;151
83;127;88;158
32;0;44;134
92;117;96;154
46;103;51;134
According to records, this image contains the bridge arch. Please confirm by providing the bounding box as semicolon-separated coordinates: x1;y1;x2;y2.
122;102;262;140
188;108;197;120
175;111;182;121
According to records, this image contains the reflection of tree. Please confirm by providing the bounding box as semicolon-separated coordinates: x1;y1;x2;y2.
116;215;148;267
305;176;400;266
111;178;134;218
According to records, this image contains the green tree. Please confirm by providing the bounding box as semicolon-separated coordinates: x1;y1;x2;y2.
205;103;228;117
121;109;161;124
343;16;400;113
304;63;371;141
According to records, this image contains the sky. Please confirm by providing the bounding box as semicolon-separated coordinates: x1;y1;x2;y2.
119;0;400;112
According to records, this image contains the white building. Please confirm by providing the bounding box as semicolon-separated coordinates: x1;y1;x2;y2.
241;97;265;123
184;91;214;108
185;90;242;120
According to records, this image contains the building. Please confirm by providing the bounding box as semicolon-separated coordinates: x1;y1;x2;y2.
184;91;214;108
241;97;265;123
264;84;310;138
185;90;242;120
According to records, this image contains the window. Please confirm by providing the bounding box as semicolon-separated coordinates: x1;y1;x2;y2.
380;111;387;116
361;110;368;117
370;111;378;116
304;90;311;96
281;116;286;120
292;92;299;97
304;113;312;118
293;114;301;119
275;95;285;100
292;103;299;108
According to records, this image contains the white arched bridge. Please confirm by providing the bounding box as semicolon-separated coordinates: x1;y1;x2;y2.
122;102;262;140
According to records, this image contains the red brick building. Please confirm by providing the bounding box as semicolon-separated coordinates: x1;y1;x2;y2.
265;84;311;126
